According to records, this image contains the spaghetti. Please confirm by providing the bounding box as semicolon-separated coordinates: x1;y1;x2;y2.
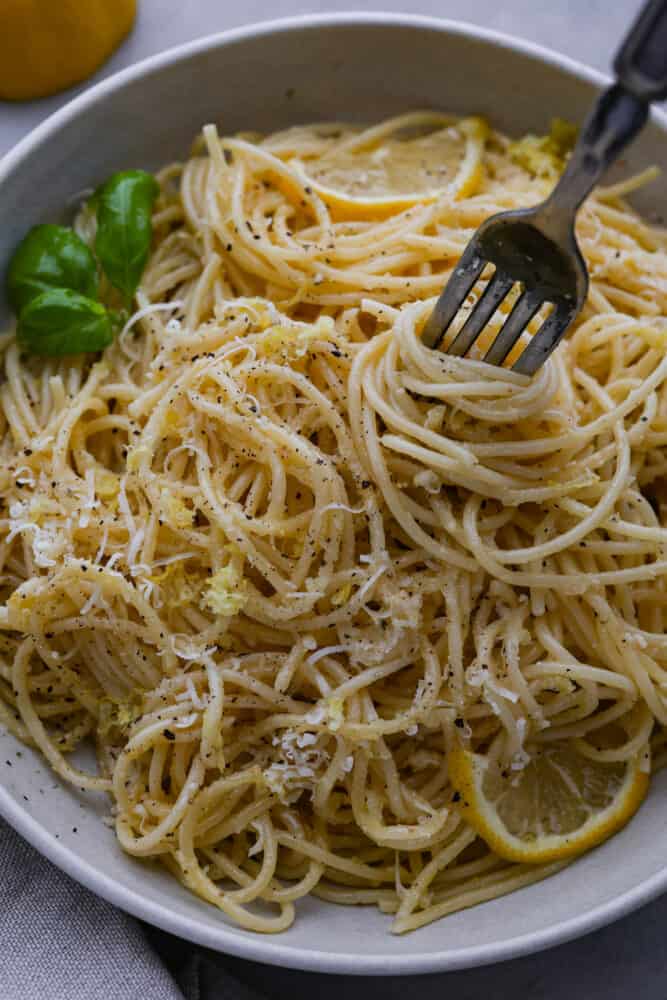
1;112;667;934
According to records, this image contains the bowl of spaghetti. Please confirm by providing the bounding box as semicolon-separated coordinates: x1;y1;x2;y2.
1;12;667;974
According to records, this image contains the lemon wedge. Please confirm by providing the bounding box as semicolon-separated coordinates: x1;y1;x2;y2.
449;743;649;864
294;113;488;221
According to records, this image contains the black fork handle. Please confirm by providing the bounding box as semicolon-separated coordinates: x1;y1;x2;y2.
615;0;667;101
541;0;667;232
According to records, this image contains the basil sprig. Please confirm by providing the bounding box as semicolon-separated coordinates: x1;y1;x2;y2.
7;224;98;313
95;170;159;305
5;169;158;357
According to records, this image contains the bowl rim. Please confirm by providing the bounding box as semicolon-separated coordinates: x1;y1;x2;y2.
2;9;667;976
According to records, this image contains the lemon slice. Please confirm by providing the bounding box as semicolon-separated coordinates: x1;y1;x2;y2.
449;743;649;864
294;112;489;221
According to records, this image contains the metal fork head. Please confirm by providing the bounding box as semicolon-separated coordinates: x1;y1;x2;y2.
422;206;589;376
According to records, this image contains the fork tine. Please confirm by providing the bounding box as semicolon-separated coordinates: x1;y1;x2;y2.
421;249;486;348
483;291;542;366
512;304;572;375
447;272;514;357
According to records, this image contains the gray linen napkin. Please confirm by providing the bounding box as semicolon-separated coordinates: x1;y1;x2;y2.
0;818;185;1000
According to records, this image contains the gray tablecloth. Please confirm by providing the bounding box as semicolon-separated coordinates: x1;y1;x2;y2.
2;1;666;998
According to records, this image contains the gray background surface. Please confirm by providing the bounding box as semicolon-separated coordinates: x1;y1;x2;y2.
1;1;665;996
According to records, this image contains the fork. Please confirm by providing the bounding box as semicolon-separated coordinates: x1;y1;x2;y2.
422;0;667;376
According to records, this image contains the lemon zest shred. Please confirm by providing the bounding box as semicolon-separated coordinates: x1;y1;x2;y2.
159;490;194;530
508;118;578;179
202;564;247;618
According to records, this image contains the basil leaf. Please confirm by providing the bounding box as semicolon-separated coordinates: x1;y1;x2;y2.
6;224;98;313
86;187;101;213
95;170;159;304
18;288;113;357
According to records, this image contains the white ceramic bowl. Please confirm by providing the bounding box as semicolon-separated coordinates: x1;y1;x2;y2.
1;13;667;976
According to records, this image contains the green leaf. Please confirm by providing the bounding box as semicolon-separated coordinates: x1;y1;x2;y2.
17;288;113;357
86;187;102;213
6;224;98;313
95;170;159;304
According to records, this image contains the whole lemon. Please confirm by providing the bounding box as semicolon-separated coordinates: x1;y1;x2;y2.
0;0;136;101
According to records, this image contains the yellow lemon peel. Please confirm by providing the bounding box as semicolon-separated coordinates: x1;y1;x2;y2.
449;743;649;864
